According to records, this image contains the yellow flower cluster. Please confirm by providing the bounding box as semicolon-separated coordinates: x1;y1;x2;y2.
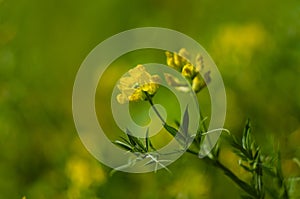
117;65;160;104
165;48;209;93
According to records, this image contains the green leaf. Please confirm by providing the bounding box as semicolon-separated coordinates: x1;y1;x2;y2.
126;129;136;146
253;149;260;161
164;123;178;137
149;138;156;151
242;119;253;159
226;134;249;159
211;141;220;159
174;120;180;128
126;129;146;152
181;106;189;138
113;140;133;151
242;119;251;149
194;130;202;146
119;136;132;146
164;123;186;145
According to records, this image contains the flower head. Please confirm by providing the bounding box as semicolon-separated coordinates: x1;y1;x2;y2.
182;63;197;80
117;65;160;104
165;48;211;93
165;48;189;71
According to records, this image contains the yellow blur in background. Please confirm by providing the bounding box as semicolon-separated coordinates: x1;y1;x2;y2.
0;0;299;198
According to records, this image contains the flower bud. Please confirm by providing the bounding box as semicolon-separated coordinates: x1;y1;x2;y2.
192;74;206;93
182;63;197;80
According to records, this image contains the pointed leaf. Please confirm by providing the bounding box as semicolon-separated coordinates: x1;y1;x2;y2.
242;119;251;150
114;140;133;151
120;136;132;146
126;129;137;146
174;120;180;128
126;129;146;152
181;106;189;138
164;123;178;137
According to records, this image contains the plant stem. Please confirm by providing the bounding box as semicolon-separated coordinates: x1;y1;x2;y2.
199;109;213;152
212;158;259;197
186;149;259;197
145;93;166;125
147;96;258;198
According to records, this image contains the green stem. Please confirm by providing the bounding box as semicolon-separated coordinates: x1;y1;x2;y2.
213;158;259;197
145;95;260;198
199;109;213;152
145;93;166;125
186;149;259;197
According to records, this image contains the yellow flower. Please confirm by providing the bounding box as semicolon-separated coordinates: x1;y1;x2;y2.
117;65;160;104
165;48;189;71
165;48;211;93
192;73;205;93
182;63;197;80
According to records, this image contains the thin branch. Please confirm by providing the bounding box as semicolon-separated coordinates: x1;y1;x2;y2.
145;93;166;125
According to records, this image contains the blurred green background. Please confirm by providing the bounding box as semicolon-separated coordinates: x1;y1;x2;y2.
1;0;300;198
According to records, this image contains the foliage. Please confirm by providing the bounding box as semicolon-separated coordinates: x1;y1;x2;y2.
112;50;299;198
1;0;299;198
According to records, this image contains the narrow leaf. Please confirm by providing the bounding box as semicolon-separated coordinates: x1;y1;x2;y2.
181;106;189;138
126;129;146;152
126;129;136;146
113;140;133;151
242;119;251;150
164;123;185;144
120;136;132;146
164;123;178;137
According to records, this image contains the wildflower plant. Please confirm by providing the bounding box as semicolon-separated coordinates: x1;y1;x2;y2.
165;48;210;93
112;48;298;198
